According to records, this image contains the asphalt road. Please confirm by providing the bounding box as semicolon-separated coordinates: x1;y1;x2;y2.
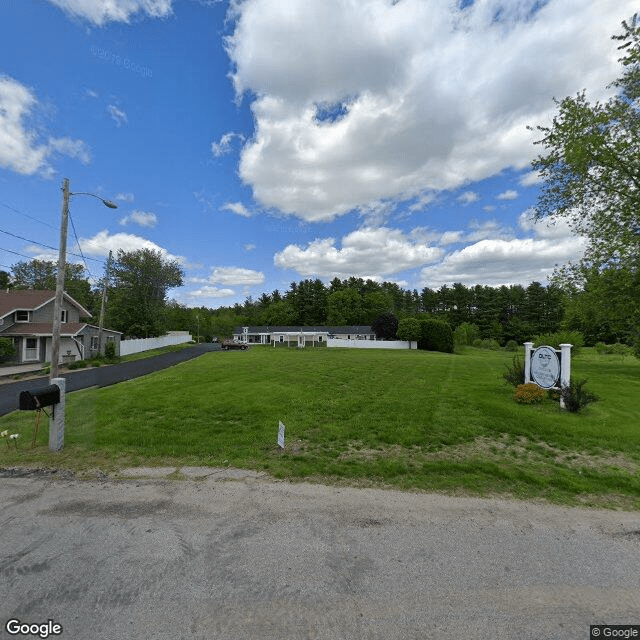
1;471;639;640
0;343;220;416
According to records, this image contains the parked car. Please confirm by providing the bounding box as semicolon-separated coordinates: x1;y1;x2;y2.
221;339;249;351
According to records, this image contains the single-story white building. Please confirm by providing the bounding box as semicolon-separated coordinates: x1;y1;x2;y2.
232;325;375;347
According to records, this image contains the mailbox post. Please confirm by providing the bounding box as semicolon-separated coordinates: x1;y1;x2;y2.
18;379;65;451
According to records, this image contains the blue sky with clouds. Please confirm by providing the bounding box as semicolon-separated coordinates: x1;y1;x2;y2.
0;0;636;307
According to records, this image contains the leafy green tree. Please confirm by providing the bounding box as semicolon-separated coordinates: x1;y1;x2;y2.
531;15;640;266
371;312;398;340
396;317;421;342
11;259;93;312
0;270;11;290
107;249;183;337
326;288;363;325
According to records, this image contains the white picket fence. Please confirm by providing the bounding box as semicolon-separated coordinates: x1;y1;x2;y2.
119;333;193;356
327;339;416;350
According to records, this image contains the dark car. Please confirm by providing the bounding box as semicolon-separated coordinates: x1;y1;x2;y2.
221;339;249;351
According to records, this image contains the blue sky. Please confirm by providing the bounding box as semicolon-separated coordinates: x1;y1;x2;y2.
0;0;636;307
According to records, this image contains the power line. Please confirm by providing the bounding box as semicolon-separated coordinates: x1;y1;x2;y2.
0;246;36;260
68;212;94;280
0;202;57;229
0;227;103;263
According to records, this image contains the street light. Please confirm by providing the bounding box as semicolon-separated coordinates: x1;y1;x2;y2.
50;178;117;380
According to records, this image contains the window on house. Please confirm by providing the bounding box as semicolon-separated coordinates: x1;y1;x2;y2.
90;336;99;350
61;309;67;323
16;310;29;322
279;335;284;342
317;335;323;342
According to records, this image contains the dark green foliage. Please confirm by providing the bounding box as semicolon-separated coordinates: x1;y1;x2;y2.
396;317;421;342
104;341;117;361
371;312;398;340
561;379;598;413
503;354;525;387
0;337;16;362
418;318;453;353
505;339;519;352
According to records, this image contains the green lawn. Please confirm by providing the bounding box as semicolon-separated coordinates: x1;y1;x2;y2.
2;346;639;508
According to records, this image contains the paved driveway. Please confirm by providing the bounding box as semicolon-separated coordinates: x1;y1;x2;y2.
0;343;220;416
1;471;639;640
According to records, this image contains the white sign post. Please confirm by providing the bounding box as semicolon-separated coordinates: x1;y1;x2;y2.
524;342;572;408
278;421;285;449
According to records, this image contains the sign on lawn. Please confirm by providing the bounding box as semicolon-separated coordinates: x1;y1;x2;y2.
530;345;561;389
278;421;285;449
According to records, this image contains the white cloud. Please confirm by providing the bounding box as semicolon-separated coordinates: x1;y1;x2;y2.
79;230;184;263
119;210;158;228
458;191;480;205
519;170;544;187
222;201;252;217
420;213;587;288
274;226;443;278
47;137;91;165
208;267;265;286
116;192;135;202
244;243;256;251
107;104;127;127
187;286;235;298
46;0;173;25
0;75;90;176
226;0;626;221
211;131;245;156
497;189;518;200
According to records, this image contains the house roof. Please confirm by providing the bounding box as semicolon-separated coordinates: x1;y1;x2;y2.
234;325;373;334
0;289;92;319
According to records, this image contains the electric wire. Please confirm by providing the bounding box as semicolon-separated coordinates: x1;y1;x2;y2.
68;212;94;280
0;202;57;229
0;228;102;263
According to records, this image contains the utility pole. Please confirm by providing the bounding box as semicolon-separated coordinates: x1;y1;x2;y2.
97;250;113;356
50;178;70;381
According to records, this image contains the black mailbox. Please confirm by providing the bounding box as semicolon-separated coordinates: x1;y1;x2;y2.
19;384;61;410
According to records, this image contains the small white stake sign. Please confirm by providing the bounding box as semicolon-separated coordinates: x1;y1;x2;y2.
278;421;285;449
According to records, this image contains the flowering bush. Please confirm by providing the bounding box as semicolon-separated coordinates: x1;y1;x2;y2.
514;383;546;404
1;429;20;451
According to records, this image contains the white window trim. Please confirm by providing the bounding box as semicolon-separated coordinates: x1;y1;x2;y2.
16;310;30;322
61;309;68;323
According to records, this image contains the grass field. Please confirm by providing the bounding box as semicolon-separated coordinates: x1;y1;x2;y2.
1;346;639;508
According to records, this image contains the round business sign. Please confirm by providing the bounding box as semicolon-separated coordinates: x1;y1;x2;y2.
530;346;560;389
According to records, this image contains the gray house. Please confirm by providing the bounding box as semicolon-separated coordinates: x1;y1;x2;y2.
232;325;375;347
0;290;121;364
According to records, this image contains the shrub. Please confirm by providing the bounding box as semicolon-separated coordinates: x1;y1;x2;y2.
505;339;519;352
453;322;480;347
67;360;88;370
514;383;546;404
532;330;584;355
561;379;598;413
418;318;454;353
396;317;421;342
0;337;17;363
480;338;501;350
503;355;525;387
372;312;399;340
104;341;117;361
